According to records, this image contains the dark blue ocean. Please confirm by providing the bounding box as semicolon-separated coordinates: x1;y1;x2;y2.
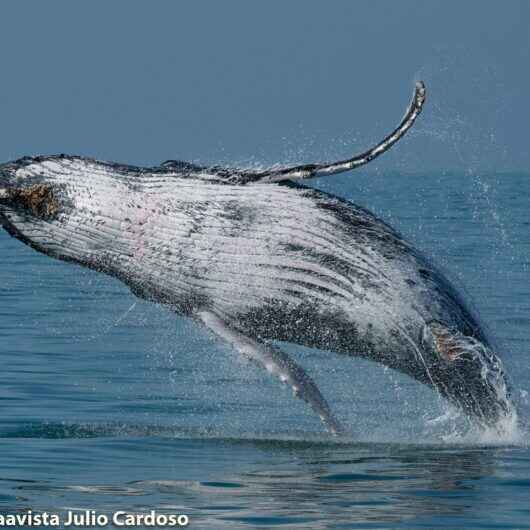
1;171;529;529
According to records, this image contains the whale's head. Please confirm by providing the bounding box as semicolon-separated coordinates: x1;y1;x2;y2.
0;155;136;270
421;320;515;430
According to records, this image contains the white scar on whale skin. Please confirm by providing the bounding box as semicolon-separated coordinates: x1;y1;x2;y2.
0;82;516;433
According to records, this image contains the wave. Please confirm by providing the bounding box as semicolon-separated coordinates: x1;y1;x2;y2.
2;419;527;448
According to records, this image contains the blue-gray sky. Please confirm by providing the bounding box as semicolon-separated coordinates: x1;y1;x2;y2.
0;1;528;172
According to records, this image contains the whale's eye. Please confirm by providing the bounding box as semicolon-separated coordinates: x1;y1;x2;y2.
8;184;58;218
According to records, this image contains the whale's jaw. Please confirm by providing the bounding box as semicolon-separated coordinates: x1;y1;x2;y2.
420;321;514;429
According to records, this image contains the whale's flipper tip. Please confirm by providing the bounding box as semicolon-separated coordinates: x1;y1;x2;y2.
414;81;426;109
197;310;343;435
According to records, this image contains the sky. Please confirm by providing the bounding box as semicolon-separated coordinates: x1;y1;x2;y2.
0;1;528;173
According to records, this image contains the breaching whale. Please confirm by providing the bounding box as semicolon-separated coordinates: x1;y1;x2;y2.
0;82;514;433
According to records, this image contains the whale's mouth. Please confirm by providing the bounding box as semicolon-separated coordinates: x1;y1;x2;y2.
421;321;514;428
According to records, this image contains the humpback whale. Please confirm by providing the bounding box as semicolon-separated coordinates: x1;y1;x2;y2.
0;82;514;433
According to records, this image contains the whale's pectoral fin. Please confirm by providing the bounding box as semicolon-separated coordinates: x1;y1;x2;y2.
187;82;425;185
196;310;343;435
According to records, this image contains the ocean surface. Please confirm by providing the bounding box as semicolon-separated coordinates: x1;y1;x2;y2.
0;171;529;529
